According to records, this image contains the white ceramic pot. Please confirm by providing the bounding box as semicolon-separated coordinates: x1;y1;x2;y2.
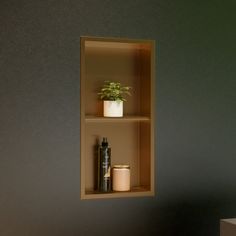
103;101;123;117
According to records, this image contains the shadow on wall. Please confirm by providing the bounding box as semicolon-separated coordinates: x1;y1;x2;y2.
147;194;236;236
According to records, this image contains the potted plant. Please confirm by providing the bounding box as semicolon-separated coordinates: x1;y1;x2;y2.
98;81;131;117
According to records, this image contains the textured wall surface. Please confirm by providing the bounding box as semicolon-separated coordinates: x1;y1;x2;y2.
0;1;236;235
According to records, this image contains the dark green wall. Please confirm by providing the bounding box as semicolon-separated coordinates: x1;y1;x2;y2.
1;1;235;235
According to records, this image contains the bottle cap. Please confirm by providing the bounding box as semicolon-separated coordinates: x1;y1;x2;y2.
102;137;108;146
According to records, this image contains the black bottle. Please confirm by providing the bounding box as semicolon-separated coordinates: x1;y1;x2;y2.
98;137;111;192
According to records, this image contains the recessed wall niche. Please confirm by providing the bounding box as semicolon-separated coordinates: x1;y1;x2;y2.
80;36;155;199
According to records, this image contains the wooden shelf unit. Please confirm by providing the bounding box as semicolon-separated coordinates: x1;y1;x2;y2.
80;36;155;199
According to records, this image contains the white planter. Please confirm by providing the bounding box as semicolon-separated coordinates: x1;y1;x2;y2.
103;101;123;117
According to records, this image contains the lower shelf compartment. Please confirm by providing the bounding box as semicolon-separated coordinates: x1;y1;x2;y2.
83;186;154;199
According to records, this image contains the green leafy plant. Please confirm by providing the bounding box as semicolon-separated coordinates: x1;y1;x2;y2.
98;81;131;102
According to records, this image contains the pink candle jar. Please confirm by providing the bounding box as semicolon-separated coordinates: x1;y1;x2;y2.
112;165;130;191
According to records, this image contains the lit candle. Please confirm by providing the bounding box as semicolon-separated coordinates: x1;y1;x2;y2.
112;165;130;191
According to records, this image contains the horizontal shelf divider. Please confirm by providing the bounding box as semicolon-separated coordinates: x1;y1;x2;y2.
83;186;152;199
85;115;150;122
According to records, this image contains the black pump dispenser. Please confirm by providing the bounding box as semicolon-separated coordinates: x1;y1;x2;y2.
98;137;111;192
102;137;108;147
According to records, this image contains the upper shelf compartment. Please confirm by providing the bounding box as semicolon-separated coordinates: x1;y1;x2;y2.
81;37;154;118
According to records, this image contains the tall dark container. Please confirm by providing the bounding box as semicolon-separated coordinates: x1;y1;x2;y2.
98;137;111;192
